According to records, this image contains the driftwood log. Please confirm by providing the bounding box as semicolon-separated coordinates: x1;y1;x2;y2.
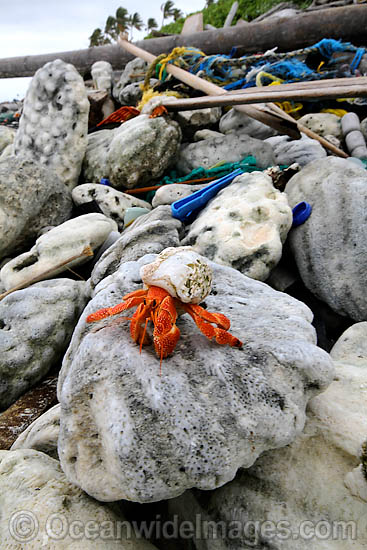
0;375;58;450
0;5;366;79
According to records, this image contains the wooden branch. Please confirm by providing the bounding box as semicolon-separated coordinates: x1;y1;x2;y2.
226;76;367;95
0;5;366;78
0;375;58;449
0;246;94;302
164;82;367;110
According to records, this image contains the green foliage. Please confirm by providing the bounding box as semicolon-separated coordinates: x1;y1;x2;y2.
89;5;130;47
146;17;158;32
89;28;111;47
172;8;184;21
202;0;312;26
160;18;185;34
89;0;314;46
160;0;176;26
128;12;144;39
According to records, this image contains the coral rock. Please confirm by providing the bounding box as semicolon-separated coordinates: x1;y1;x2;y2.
14;59;89;190
285;157;367;320
182;171;292;281
83;114;181;189
57;254;333;503
0;279;88;410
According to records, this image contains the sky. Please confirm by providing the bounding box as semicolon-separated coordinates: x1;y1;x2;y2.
0;0;205;103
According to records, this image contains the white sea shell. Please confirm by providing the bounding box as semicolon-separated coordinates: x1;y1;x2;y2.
140;246;212;304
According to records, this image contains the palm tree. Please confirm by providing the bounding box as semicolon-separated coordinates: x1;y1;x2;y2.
89;28;111;47
127;12;143;40
172;8;183;21
160;0;175;27
104;15;119;41
146;18;158;33
116;6;129;32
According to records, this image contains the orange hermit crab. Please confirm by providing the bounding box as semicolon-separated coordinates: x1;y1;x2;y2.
86;247;242;367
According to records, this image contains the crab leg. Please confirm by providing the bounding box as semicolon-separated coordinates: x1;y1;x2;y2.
86;289;147;323
130;302;154;347
181;303;243;348
153;295;181;364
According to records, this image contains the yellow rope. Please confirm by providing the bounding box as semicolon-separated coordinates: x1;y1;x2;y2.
256;71;284;87
275;100;303;118
138;47;203;110
321;108;348;117
137;89;183;111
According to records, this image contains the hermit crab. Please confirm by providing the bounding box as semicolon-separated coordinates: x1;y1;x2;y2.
87;247;242;366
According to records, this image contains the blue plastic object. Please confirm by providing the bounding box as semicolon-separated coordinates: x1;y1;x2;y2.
292;201;312;227
100;178;111;186
171;169;243;222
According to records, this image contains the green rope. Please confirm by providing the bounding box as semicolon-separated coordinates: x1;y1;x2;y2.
159;155;259;186
145;156;280;202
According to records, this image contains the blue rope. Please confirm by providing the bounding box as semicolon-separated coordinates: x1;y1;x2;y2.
350;48;365;73
312;38;357;59
179;39;365;89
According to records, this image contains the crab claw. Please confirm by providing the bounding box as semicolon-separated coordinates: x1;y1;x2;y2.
181;303;242;349
149;105;168;118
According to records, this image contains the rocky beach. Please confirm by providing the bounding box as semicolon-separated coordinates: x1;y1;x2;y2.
0;26;367;549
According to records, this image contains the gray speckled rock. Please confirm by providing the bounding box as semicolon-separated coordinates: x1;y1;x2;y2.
83;114;181;189
169;322;367;550
182;171;292;281
194;129;224;141
0;279;88;410
177;132;275;174
0;214;117;291
91;60;113;92
219;107;278;139
152;183;207;207
58;254;333;503
361;115;367;142
14;59;89;190
90;205;182;289
113;58;148;103
0;126;15;153
12;404;60;459
298;112;342;139
72;184;151;230
0;156;72;261
118;79;158;106
285;157;367;321
265;134;327;166
175;107;222;138
0;449;157;549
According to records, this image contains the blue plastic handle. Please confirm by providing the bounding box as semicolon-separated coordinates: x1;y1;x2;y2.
171;168;243;222
292;201;312;227
100;178;111;186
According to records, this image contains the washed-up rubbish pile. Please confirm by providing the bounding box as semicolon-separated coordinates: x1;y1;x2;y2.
0;36;367;550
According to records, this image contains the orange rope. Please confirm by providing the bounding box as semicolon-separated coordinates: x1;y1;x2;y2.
124;176;218;195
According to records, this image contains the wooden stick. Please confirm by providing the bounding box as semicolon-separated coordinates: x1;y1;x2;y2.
118;36;301;139
124;176;218;195
164;84;367;110
118;36;348;158
0;246;94;301
225;76;367;96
